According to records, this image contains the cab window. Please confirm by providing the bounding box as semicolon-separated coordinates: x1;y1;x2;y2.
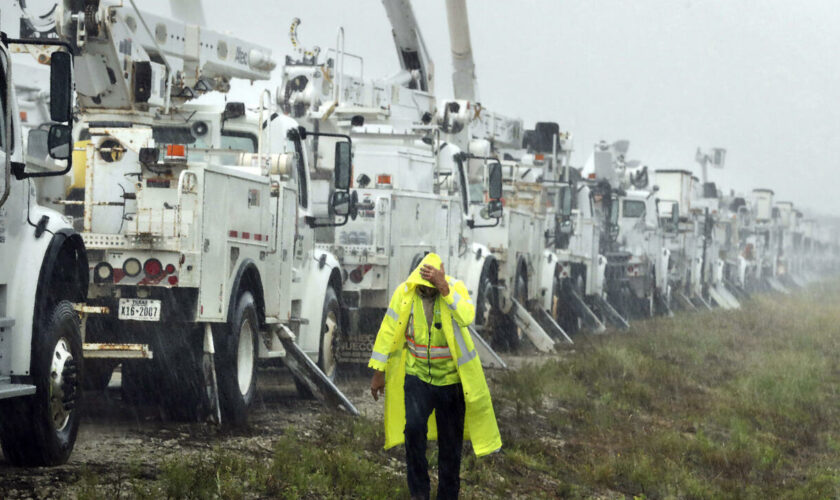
0;62;7;152
622;199;646;218
220;131;257;152
286;134;308;209
456;156;469;214
152;127;256;163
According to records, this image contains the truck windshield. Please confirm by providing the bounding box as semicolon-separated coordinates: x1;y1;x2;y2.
622;199;646;218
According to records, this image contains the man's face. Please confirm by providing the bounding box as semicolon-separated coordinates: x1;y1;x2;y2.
417;285;438;298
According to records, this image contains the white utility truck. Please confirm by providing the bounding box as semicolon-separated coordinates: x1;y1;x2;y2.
586;140;671;319
280;3;507;368
0;33;87;465
521;122;620;334
47;0;357;423
438;0;564;353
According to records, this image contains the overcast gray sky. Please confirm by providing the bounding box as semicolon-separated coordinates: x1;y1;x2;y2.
152;0;840;215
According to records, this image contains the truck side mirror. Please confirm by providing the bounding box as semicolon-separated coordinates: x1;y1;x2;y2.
331;190;358;220
15;49;74;178
560;220;573;234
50;51;72;123
484;161;503;220
47;124;72;160
559;185;573;217
488;161;502;201
334;141;352;191
466;156;503;229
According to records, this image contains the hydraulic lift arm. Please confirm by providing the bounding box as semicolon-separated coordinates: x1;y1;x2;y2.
381;0;434;93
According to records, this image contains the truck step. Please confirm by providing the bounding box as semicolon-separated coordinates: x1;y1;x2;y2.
468;326;508;369
765;277;790;295
708;285;735;310
510;298;555;353
0;317;15;330
675;291;697;310
0;376;36;400
275;326;359;416
568;290;607;333
594;295;630;329
692;294;713;310
83;343;154;359
533;307;574;344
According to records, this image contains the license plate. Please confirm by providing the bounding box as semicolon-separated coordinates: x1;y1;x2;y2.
118;298;161;322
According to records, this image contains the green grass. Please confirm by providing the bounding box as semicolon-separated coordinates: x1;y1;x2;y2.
69;283;840;499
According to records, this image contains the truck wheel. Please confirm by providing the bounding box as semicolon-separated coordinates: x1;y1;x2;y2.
495;272;526;351
475;271;497;331
0;301;82;466
297;287;342;399
215;291;258;426
557;274;583;336
318;287;342;380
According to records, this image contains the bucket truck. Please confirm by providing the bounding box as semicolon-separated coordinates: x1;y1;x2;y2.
438;0;564;352
521;122;620;334
280;2;508;368
654;170;739;310
44;0;358;423
585;140;671;319
0;32;88;465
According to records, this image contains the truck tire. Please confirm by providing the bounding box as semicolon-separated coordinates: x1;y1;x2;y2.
297;286;342;399
0;301;82;466
475;268;497;331
215;291;258;426
495;272;526;351
318;287;342;380
557;274;583;336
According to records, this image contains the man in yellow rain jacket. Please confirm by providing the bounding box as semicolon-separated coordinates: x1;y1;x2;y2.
369;253;501;500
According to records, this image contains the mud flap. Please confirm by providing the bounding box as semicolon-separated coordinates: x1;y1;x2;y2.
593;295;630;330
765;277;790;294
468;326;508;369
533;308;574;344
510;298;555;353
203;324;222;425
568;290;606;333
277;326;360;416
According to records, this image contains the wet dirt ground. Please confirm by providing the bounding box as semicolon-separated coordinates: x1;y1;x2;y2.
0;366;386;499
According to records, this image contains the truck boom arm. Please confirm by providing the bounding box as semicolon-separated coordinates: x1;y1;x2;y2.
381;0;434;93
444;0;478;102
54;0;274;112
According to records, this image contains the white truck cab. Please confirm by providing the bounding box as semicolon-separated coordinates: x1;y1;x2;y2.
0;34;88;466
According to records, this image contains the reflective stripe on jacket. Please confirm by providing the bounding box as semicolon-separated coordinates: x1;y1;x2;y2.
368;253;502;457
404;294;460;386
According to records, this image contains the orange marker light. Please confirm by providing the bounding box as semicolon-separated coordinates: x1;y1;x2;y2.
377;174;392;185
166;144;186;158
